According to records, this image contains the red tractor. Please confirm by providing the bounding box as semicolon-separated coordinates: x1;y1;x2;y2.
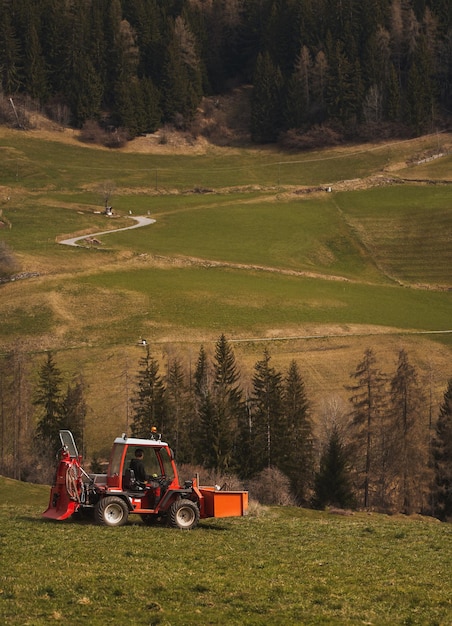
43;430;248;530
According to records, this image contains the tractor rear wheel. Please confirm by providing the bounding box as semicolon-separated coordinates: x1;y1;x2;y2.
168;499;200;530
95;496;129;527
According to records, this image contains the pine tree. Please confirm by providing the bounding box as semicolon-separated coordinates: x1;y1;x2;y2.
34;351;64;461
432;379;452;520
41;0;71;96
196;335;244;472
312;424;355;510
165;356;194;462
251;51;283;143
348;348;388;508
250;349;283;474
405;35;435;132
280;359;313;504
0;5;21;95
325;37;361;124
212;334;244;471
141;76;162;133
194;344;209;400
285;45;312;128
131;345;167;438
389;349;429;514
65;1;103;125
21;10;48;102
60;375;87;458
161;15;202;125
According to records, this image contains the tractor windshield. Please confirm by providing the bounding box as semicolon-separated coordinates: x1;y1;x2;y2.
159;447;175;480
109;443;175;481
123;445;175;480
59;430;79;458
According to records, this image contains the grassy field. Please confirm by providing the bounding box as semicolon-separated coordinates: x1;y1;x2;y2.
1;477;451;625
0;126;451;452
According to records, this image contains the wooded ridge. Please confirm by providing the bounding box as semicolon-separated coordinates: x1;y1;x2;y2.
1;0;451;144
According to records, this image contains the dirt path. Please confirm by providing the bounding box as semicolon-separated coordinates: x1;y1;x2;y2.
58;215;156;246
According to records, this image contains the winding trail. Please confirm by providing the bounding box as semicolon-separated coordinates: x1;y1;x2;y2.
58;215;156;246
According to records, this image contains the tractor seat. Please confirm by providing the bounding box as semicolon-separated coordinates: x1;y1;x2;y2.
123;468;145;492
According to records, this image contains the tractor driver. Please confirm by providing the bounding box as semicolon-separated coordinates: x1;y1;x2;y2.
129;448;147;484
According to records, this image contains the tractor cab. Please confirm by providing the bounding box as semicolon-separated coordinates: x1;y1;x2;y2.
107;434;178;498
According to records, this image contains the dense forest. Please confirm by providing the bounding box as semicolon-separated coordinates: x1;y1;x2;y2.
1;338;451;520
0;0;452;144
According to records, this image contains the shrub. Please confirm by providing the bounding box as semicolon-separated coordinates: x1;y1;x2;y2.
78;121;128;148
247;467;296;506
0;241;20;279
177;463;244;491
279;125;343;150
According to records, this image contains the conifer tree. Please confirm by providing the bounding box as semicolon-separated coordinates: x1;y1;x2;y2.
389;349;429;514
325;38;360;124
251;51;283;143
250;349;283;474
34;352;64;461
0;5;21;95
280;359;313;504
405;35;435;132
21;12;48;102
432;378;452;520
348;348;388;508
234;392;254;480
165;356;194;462
131;345;166;438
285;45;312;128
212;334;244;471
161;15;202;125
194;344;209;401
60;375;87;458
312;424;355;510
195;335;244;472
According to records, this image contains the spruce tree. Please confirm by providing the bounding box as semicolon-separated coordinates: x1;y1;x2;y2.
389;349;429;514
60;375;87;458
131;345;167;438
348;348;387;508
0;5;21;95
34;352;64;462
212;334;244;472
312;424;355;510
165;356;194;462
195;335;244;472
251;51;283;143
280;360;313;504
250;349;283;474
21;12;48;102
285;45;312;129
432;379;452;520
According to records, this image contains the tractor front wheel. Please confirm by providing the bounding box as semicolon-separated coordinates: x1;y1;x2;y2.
95;496;129;527
168;499;200;530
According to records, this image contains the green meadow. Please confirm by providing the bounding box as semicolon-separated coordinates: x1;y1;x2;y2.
1;477;451;625
0;127;451;441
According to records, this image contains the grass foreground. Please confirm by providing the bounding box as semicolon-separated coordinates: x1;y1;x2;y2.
0;477;451;625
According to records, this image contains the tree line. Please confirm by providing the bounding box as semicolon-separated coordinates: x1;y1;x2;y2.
0;0;451;143
1;336;451;520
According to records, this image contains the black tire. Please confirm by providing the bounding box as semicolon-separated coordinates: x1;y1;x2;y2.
95;496;129;527
168;499;200;530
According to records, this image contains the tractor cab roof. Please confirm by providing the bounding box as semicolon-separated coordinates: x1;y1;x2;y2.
113;433;169;448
